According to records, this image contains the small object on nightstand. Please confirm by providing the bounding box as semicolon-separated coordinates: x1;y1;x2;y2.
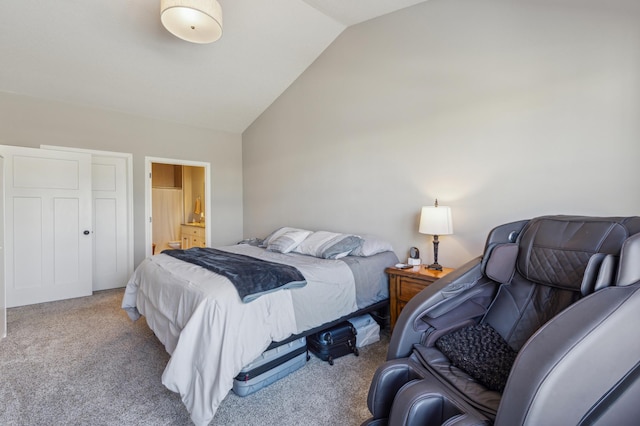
408;246;421;265
394;263;413;269
386;265;454;330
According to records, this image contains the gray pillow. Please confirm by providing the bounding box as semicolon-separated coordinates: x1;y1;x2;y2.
320;235;362;259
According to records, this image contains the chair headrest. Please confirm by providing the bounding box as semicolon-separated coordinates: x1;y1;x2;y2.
481;242;518;284
517;216;632;291
617;233;640;287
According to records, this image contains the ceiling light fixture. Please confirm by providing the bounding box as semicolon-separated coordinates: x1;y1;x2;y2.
160;0;223;44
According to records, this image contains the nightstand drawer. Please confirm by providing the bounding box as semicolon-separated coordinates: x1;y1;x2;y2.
398;278;431;302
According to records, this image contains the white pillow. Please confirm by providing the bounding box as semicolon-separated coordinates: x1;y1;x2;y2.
261;226;311;248
350;234;394;257
294;231;362;259
266;230;312;254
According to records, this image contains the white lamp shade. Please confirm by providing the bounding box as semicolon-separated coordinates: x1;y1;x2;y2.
161;0;223;44
419;205;453;235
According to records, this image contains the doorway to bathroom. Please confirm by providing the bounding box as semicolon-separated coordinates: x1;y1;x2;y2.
145;157;211;258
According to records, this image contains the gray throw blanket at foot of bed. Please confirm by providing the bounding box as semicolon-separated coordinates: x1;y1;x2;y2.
163;247;307;302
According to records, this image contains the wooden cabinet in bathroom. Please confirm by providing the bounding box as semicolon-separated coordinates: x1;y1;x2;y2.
181;224;206;249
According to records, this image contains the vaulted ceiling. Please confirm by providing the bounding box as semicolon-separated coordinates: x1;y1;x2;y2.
0;0;428;133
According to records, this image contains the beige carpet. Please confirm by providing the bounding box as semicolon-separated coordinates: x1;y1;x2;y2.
0;289;388;425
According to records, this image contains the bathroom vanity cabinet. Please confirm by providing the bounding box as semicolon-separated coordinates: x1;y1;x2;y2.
181;224;206;249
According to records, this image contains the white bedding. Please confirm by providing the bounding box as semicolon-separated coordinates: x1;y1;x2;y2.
122;245;359;425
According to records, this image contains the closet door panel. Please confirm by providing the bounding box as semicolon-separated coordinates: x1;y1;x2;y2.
12;197;43;289
94;198;118;275
53;197;81;284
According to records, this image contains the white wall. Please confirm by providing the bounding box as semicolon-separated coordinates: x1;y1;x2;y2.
243;0;640;267
0;92;243;268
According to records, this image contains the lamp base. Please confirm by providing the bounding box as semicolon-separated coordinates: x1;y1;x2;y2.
426;262;443;271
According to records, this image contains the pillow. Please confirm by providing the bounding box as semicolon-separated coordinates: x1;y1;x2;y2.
350;234;394;257
266;230;312;254
294;231;363;259
260;227;311;248
435;323;517;393
322;235;363;259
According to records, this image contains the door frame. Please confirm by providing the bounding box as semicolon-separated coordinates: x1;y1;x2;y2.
145;157;211;258
41;145;134;287
0;155;4;338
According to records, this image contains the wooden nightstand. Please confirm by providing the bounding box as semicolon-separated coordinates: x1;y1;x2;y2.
387;265;454;330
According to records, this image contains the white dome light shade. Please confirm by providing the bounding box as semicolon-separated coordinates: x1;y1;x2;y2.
161;0;223;44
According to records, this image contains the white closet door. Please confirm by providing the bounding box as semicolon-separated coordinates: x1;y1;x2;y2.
91;155;130;290
1;146;92;307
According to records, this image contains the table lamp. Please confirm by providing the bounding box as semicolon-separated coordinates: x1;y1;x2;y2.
419;199;453;271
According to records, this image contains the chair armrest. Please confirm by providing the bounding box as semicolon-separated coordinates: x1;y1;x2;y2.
387;257;484;360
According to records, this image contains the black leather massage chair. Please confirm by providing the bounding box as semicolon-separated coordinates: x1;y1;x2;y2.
363;215;640;425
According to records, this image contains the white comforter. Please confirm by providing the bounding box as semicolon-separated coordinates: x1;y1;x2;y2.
122;245;357;425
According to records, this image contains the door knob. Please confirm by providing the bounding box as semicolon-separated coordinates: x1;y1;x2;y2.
83;230;90;235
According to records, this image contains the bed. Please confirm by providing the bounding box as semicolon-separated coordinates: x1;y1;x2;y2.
122;228;398;425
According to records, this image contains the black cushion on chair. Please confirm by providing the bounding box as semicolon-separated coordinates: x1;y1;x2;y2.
435;323;517;393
